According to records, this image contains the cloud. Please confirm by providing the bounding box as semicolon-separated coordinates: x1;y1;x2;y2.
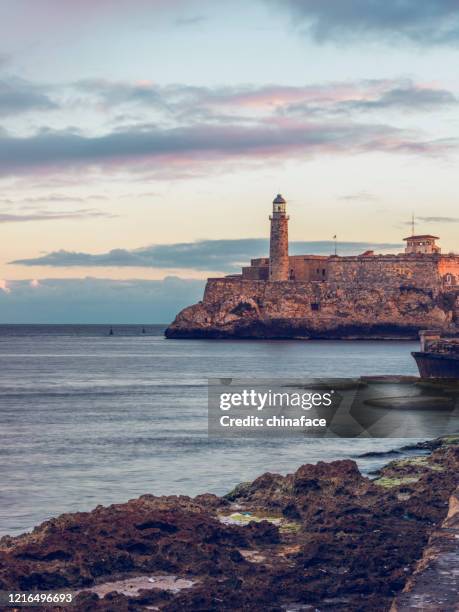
0;194;109;207
0;209;113;223
0;77;58;117
0;276;206;324
10;239;404;273
0;76;455;180
75;80;299;112
338;191;379;202
0;118;453;179
270;0;459;46
0;279;11;294
417;216;459;223
76;78;167;111
174;15;206;26
76;78;457;116
20;194;86;204
343;85;457;112
281;81;457;118
0;53;11;68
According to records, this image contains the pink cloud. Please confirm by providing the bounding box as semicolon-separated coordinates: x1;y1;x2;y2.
0;279;11;294
0;117;453;184
79;78;455;118
204;80;400;109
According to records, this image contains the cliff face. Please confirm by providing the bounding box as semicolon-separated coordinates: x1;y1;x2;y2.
165;278;459;339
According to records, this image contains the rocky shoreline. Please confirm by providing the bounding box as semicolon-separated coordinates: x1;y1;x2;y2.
165;278;458;340
165;319;432;340
1;437;458;611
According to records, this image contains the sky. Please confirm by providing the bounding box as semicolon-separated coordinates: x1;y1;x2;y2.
1;0;459;322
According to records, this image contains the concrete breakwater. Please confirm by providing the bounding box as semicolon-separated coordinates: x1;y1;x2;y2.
0;437;458;611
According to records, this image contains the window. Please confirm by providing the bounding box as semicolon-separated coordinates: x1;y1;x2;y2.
311;303;320;311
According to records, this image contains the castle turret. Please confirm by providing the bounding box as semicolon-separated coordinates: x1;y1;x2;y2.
269;194;289;281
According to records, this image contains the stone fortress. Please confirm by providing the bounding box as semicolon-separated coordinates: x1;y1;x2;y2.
241;195;458;286
166;195;459;339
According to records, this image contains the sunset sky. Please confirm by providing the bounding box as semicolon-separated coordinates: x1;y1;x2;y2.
1;0;459;321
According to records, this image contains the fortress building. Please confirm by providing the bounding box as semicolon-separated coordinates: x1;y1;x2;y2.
240;195;458;287
166;194;459;339
403;234;440;255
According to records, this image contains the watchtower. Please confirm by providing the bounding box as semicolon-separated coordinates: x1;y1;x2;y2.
403;235;441;255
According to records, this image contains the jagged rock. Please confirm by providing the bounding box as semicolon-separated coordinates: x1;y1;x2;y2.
166;278;459;339
0;441;457;611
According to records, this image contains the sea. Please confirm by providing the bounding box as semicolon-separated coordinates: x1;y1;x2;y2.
0;324;440;537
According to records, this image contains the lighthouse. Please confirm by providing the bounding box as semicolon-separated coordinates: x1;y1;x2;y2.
269;194;289;281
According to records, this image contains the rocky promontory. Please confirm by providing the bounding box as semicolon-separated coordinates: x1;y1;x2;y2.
166;278;459;339
1;437;458;611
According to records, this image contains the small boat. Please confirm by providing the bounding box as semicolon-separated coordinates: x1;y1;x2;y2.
412;330;459;378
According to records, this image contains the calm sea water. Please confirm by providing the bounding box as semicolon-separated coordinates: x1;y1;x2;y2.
0;325;427;537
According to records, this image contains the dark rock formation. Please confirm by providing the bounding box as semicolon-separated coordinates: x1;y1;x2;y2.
0;439;458;611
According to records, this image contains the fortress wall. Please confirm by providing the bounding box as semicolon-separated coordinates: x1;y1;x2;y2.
289;256;329;281
326;256;442;288
242;265;268;280
203;278;323;310
241;254;457;286
243;256;329;281
203;277;431;309
438;256;459;285
204;278;265;303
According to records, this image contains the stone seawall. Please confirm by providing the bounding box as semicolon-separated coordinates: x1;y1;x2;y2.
165;278;459;339
392;484;459;611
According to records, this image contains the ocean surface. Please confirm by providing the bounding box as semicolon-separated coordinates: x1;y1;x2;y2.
0;324;436;537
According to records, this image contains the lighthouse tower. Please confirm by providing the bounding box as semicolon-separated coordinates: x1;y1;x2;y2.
269;194;289;281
